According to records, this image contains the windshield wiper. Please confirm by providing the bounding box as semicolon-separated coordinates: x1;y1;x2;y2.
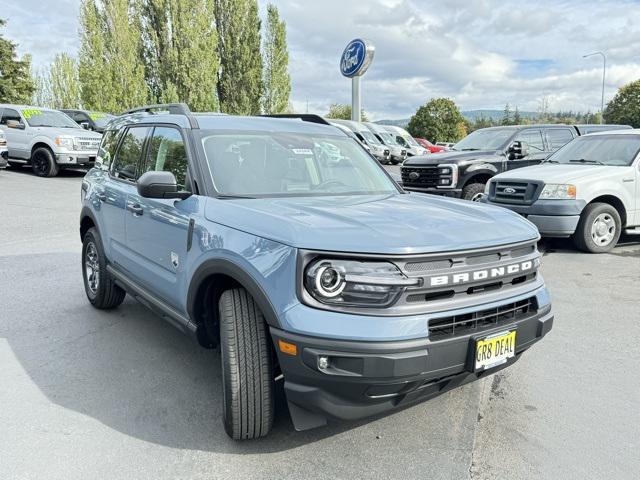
569;158;605;165
460;148;479;151
216;194;256;200
543;159;559;163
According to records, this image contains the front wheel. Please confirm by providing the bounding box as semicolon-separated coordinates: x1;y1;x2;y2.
462;182;486;201
31;147;59;177
573;203;621;253
219;288;274;440
82;227;126;308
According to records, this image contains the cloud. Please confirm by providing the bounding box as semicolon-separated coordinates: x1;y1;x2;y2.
3;0;640;119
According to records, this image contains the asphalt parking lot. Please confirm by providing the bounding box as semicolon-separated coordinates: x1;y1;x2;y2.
1;167;639;480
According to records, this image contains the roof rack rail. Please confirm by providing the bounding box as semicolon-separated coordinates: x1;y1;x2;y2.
122;103;199;129
261;114;331;126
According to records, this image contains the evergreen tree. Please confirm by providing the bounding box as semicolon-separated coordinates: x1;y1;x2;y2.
0;19;34;103
214;0;263;115
262;4;290;114
138;0;219;111
513;106;522;125
501;103;512;125
79;0;147;113
604;79;640;128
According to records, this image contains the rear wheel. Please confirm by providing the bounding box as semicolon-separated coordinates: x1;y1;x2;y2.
31;147;59;177
219;288;274;440
573;203;621;253
462;182;486;202
82;227;126;308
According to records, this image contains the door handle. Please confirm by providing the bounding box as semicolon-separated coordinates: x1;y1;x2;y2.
127;203;144;216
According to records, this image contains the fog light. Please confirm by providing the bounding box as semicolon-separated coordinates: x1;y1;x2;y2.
318;356;330;370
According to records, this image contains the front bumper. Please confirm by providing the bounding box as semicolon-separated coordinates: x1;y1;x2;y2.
0;149;7;168
483;198;586;237
403;186;462;198
272;304;553;430
55;151;97;167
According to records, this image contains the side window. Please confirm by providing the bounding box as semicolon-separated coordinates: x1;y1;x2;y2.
141;127;189;189
514;129;544;153
97;129;121;169
0;108;23;126
71;112;87;124
111;126;150;182
546;129;574;151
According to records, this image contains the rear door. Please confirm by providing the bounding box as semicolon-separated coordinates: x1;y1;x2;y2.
124;125;194;309
103;125;151;273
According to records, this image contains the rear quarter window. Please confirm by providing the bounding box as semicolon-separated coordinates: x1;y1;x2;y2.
97;129;121;169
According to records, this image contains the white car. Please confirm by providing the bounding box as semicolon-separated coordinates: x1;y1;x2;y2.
0;130;7;169
382;125;429;157
483;129;640;253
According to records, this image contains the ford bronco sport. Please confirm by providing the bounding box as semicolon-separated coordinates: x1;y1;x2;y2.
80;104;554;440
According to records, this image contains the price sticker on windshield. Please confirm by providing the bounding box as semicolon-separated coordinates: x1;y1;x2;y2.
21;109;42;119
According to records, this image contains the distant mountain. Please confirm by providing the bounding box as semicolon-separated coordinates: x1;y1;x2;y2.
375;109;539;127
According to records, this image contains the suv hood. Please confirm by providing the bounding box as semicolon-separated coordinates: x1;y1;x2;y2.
404;149;502;166
492;163;627;184
205;193;538;254
33;126;102;138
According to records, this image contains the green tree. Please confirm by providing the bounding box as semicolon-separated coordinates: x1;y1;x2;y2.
261;4;291;114
407;98;466;143
325;103;369;121
513;106;522;125
214;0;263;115
0;19;34;103
604;79;640;128
138;0;219;111
48;53;81;108
32;68;52;107
79;0;148;113
501;103;512;125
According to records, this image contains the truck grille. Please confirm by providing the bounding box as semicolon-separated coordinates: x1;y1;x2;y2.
76;137;100;151
401;166;440;187
490;181;540;205
428;297;536;339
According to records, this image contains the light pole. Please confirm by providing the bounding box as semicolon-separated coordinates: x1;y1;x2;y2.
583;51;606;124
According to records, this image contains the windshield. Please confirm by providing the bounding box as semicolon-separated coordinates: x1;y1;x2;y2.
401;134;420;147
89;112;116;128
379;132;400;146
21;109;79;128
546;134;640;166
360;130;381;145
453;128;514;151
201;132;398;197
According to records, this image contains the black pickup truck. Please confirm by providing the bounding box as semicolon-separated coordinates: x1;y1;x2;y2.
401;124;631;201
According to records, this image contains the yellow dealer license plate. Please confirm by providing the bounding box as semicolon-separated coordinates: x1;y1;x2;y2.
475;330;516;370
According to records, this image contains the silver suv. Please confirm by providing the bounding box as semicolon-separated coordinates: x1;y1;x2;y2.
0;105;102;177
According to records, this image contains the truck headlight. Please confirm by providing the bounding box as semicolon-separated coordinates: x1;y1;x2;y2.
437;163;458;188
539;184;576;200
54;136;75;149
304;259;420;308
484;182;491;194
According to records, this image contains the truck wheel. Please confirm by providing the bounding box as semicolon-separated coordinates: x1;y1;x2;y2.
573;203;621;253
82;227;126;308
31;147;59;177
218;288;274;440
462;183;486;201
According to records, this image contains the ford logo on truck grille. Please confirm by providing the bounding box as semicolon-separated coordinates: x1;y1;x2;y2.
426;260;535;287
409;171;420;180
503;187;516;194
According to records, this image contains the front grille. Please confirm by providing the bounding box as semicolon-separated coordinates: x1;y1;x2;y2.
76;137;100;151
490;181;540;204
428;297;536;339
401;166;440;187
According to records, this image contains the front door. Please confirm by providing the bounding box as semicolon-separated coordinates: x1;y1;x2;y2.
124;126;195;310
506;128;547;172
0;108;29;159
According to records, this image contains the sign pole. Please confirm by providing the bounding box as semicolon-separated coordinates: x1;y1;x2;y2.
351;76;361;122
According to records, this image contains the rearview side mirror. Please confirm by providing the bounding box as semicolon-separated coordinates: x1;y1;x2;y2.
509;140;529;159
137;171;191;200
80;122;91;130
7;120;25;130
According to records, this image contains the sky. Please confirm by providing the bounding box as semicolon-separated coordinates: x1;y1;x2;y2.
3;0;640;120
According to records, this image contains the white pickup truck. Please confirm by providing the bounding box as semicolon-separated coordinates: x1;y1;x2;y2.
483;129;640;253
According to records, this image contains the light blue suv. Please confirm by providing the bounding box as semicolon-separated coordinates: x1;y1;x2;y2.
80;104;554;440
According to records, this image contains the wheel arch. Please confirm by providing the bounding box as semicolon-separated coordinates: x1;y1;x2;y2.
30;141;56;159
588;194;627;227
80;206;99;241
187;258;282;348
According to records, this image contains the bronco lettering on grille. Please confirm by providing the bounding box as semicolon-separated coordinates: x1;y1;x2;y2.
428;260;534;287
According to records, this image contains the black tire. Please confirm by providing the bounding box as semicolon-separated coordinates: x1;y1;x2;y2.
31;147;59;177
573;202;621;253
82;227;126;308
462;182;486;201
219;288;274;440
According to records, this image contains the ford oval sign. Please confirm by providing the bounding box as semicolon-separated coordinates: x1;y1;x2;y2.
340;38;375;78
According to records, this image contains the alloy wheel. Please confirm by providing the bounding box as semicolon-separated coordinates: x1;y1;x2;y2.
85;242;100;294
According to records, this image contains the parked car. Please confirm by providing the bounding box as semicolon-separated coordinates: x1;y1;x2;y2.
382;125;429;157
0;130;8;169
329;119;391;164
435;142;456;150
364;122;407;164
402;124;585;201
416;138;446;153
79;103;553;440
61;109;116;133
0;105;102;177
483;129;640;253
574;124;632;135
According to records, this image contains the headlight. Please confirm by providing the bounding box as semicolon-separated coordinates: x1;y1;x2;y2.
484;182;491;194
54;136;75;149
304;259;420;308
539;184;576;200
437;163;458;188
